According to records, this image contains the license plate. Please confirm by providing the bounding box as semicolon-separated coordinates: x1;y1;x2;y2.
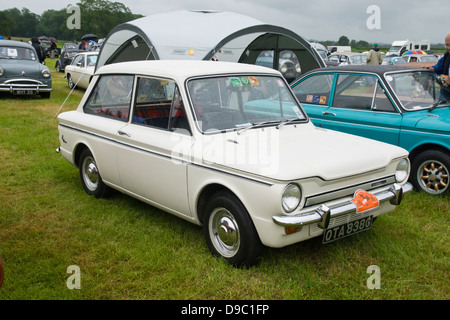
323;215;373;244
13;89;35;95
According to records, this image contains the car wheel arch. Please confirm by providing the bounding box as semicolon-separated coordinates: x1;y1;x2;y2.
196;184;243;225
408;143;450;162
73;143;90;168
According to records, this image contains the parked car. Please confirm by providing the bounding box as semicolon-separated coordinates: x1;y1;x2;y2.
56;42;83;72
255;50;301;83
64;52;98;89
291;65;449;195
57;60;412;266
382;56;408;65
328;52;367;66
403;54;439;63
0;40;52;98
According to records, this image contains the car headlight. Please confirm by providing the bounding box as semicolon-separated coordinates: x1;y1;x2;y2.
280;64;288;74
282;183;302;213
295;63;301;73
0;67;3;76
395;158;410;184
42;69;51;78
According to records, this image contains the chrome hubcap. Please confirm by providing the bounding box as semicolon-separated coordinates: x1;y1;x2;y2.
209;208;240;257
83;156;99;191
418;160;449;195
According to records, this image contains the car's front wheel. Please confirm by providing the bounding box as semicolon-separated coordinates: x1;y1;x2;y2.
411;150;449;195
79;149;111;198
203;191;263;267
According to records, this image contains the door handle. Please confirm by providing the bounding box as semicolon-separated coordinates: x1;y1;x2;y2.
322;111;336;116
118;130;131;137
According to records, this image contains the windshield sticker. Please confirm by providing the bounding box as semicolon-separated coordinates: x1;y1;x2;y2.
320;96;327;104
231;78;243;87
231;77;260;87
7;48;18;57
306;95;313;103
313;95;321;104
248;76;260;86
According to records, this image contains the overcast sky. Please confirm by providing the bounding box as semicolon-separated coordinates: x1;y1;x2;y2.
4;0;449;44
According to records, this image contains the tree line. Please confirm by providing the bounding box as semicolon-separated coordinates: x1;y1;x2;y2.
0;0;143;41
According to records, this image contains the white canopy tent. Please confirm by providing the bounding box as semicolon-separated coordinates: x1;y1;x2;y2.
96;10;325;81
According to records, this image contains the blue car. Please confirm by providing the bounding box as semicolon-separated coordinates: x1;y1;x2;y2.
291;65;450;195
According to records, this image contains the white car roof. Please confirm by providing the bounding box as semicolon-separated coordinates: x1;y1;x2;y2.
95;60;281;80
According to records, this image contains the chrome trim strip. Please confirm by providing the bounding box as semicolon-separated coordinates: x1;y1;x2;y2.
59;123;274;187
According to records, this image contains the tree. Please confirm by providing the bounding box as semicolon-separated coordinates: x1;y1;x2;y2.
0;11;15;36
74;0;143;39
338;35;350;46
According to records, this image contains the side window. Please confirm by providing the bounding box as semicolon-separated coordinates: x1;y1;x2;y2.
73;55;84;66
83;75;134;121
333;74;395;112
333;74;377;110
372;82;396;112
291;74;334;106
132;77;190;134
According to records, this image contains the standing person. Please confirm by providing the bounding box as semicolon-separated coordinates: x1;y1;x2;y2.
366;43;382;65
31;37;45;64
78;40;86;50
426;33;450;102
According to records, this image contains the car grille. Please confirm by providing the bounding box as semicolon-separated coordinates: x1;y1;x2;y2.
304;176;396;208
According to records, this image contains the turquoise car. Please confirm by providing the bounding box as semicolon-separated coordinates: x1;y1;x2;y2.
291;65;450;196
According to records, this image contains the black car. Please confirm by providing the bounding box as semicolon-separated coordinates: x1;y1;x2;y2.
55;43;83;72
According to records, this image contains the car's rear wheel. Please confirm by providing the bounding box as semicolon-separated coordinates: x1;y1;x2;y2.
203;191;263;267
411;150;449;195
79;149;111;198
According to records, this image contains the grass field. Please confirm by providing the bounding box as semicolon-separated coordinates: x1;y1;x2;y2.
0;58;448;301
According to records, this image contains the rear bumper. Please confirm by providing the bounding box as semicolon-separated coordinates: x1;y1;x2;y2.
273;183;413;229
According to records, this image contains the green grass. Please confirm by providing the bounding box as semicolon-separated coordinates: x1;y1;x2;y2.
0;58;448;300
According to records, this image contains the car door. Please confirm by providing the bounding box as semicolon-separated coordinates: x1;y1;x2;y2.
81;74;134;186
320;73;402;145
69;54;84;84
114;76;193;217
291;73;335;127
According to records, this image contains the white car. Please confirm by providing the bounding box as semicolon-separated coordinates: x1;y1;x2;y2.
64;52;98;89
57;60;413;266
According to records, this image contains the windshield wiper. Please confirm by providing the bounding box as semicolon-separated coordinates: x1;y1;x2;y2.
428;100;448;112
276;117;303;129
236;120;281;135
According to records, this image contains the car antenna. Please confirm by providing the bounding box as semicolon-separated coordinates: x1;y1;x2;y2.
54;70;87;118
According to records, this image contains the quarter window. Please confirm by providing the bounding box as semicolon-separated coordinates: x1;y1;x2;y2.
291;74;334;106
83;75;134;121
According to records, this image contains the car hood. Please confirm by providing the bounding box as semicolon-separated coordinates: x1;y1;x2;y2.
413;107;450;132
0;59;45;79
201;123;408;181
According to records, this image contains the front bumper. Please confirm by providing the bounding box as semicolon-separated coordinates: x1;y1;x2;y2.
0;79;52;94
273;183;413;230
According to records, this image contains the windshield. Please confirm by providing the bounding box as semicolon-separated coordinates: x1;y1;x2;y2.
386;71;446;110
388;46;402;53
187;75;306;133
0;46;37;61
